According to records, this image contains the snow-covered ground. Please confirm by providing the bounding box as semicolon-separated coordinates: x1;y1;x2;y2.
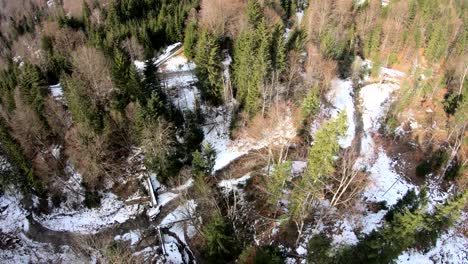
35;192;143;234
49;83;65;102
0;191;29;234
218;173;251;198
0;189;83;263
205;105;297;172
159;200;197;264
397;222;468;264
158;54;196;73
327;79;356;148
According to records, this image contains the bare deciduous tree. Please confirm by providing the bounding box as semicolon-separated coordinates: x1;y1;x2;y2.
72;46;113;105
199;0;246;38
305;44;337;93
9;88;47;157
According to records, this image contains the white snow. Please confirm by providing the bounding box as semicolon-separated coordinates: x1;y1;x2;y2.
291;161;307;176
327;79;356;148
158;192;179;206
331;219;359;246
222;51;232;88
59;162;85;209
158;54;195;73
397;226;468;264
161;200;196;227
162;73;197;89
115;230;141;246
159;200;198;263
296;11;304;25
364;150;415;206
0;233;83;264
218;173;251;194
49;83;64;101
0;190;29;234
296;245;307;255
164;241;184;263
35;192;143;234
204;105;297;172
360;82;399;133
284;28;292;39
51;144;61;159
0;189;84;263
134;60;146;71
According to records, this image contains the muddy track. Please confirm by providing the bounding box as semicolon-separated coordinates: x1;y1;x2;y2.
26;215;76;249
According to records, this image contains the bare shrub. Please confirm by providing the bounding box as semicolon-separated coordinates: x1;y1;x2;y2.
32;151;61;187
305;44;337;93
355;0;381;37
53;27;86;54
10;33;42;65
72;234;143;264
65;126;115;188
72;46;113;104
122;36;144;61
329;148;368;209
44;96;70;139
9;88;47;157
263;5;282;25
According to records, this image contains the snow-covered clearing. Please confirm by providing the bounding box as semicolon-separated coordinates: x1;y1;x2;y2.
363;150;415;206
0;233;82;264
35;192;143;234
295;66;466;263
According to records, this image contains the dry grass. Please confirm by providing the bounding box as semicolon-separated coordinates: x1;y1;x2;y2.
72;233;143;264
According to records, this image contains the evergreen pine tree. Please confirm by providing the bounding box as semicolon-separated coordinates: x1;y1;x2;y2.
266;161;291;207
184;19;197;59
247;0;262;28
195;30;223;105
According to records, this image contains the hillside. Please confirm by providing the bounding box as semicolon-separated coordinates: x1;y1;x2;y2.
0;0;466;263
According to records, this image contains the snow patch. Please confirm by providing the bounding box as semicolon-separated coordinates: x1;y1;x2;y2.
296;11;304;25
327;79;356;148
397;226;467;264
0;190;29;234
218;173;251;195
364;150;415;206
158;54;195;73
115;230;141;246
49;83;64;102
